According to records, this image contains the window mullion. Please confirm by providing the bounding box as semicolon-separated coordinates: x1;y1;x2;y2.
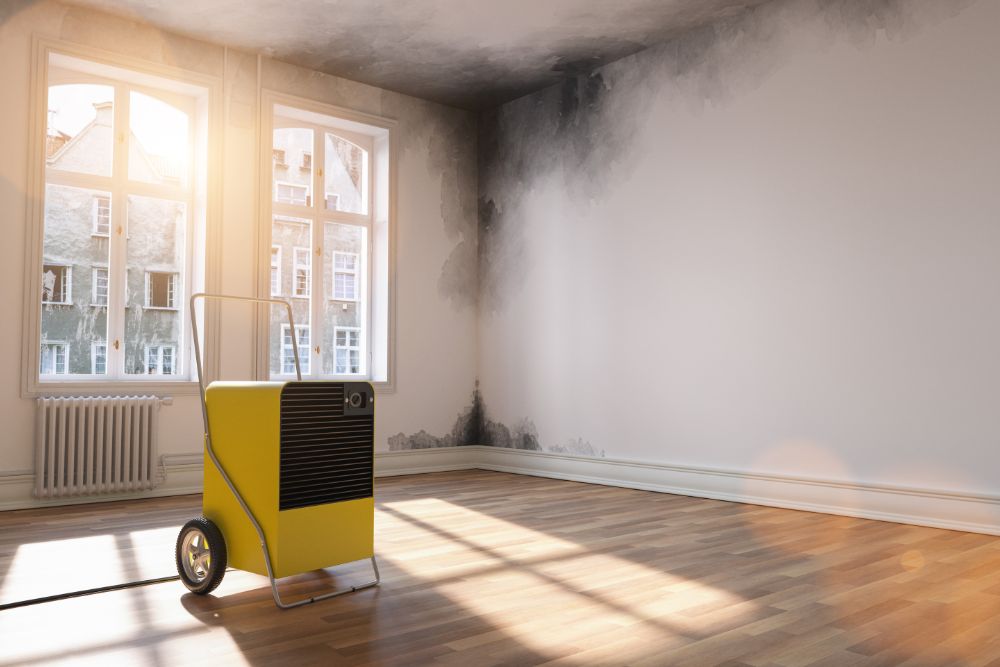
106;82;130;379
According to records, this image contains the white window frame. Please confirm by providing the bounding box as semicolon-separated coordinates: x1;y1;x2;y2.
41;263;72;305
280;324;310;375
260;91;395;389
91;341;107;375
21;39;222;397
145;271;178;310
270;245;282;296
334;326;362;375
332;251;359;301
293;246;311;297
40;342;69;376
301;151;312;170
91;266;108;306
92;194;110;236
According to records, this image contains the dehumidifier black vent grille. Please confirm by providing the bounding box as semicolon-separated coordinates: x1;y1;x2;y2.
279;382;374;511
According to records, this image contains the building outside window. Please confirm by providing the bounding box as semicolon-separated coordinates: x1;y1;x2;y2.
146;272;177;309
92;267;108;305
40;343;68;375
334;327;361;374
280;324;310;375
333;252;358;300
41;264;71;304
271;245;282;296
145;345;175;375
92;195;110;235
293;246;310;297
91;342;106;375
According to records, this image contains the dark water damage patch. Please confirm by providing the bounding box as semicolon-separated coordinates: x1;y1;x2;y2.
387;384;541;451
475;0;977;314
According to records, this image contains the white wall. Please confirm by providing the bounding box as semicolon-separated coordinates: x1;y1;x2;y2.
0;1;478;500
478;0;1000;495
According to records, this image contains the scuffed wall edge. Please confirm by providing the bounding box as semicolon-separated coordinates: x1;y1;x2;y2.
5;446;1000;537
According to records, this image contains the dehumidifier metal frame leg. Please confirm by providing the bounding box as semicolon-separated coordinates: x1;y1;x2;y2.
188;292;380;609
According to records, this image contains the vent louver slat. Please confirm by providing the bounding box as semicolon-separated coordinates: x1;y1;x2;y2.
279;383;373;511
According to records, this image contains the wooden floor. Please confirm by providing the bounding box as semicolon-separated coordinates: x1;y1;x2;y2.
2;471;1000;666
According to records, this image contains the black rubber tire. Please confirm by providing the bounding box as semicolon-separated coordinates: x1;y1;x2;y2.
175;516;227;595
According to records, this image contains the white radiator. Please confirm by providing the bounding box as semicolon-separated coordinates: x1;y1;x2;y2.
34;396;162;498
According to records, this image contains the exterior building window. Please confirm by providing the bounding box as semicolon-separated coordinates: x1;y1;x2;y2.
91;342;107;375
333;252;358;300
31;50;208;385
146;272;177;309
293;247;310;297
40;343;68;375
92;195;110;235
268;99;390;382
92;267;108;306
334;327;361;374
145;345;175;375
270;245;282;296
273;148;286;166
41;264;71;304
277;182;308;206
280;324;310;375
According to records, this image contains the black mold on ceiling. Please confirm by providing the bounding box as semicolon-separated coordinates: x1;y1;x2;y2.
58;0;773;109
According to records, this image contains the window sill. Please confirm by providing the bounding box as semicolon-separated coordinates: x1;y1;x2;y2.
144;306;179;311
23;379;202;399
41;301;72;306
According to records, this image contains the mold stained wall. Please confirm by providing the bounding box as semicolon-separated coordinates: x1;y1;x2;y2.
477;0;1000;491
0;1;478;477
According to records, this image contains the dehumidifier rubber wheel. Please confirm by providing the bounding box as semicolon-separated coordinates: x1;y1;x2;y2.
176;517;227;595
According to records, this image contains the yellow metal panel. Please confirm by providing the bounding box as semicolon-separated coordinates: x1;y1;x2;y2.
274;497;375;578
202;381;284;576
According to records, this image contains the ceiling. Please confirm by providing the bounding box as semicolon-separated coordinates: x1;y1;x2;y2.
63;0;770;110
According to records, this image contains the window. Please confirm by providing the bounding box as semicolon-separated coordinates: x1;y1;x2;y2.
270;245;282;296
31;49;209;385
277;182;308;206
293;247;310;297
40;343;68;375
92;195;110;235
280;324;310;375
267;97;391;383
334;327;361;374
41;264;71;304
91;342;106;375
92;267;108;306
145;345;176;375
333;252;358;301
273;148;286;166
301;151;312;170
146;272;177;309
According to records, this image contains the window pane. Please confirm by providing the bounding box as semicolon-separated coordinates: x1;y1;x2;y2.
324;132;367;214
46;83;114;178
273;127;313;206
129;91;190;186
270;216;311;377
124;195;186;376
322;223;366;375
40;184;110;376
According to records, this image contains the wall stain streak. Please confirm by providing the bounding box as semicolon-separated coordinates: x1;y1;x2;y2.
388;383;541;451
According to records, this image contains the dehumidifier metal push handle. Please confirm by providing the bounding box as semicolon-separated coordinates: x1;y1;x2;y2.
188;293;302;608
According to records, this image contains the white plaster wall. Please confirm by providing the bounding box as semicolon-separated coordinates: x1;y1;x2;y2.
0;2;478;483
478;0;1000;494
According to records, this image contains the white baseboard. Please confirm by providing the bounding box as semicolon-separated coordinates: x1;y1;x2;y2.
4;446;1000;536
470;446;1000;536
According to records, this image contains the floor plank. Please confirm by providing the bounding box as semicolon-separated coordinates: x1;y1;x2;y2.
1;470;999;666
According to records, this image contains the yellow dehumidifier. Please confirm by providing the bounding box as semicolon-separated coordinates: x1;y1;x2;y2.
175;293;380;609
